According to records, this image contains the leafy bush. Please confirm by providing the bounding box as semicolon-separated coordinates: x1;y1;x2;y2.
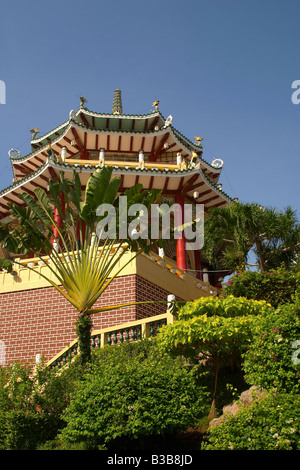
0;362;35;413
59;340;210;450
0;410;63;450
224;268;300;307
0;360;80;449
158;295;272;359
242;299;300;393
202;391;300;450
174;295;273;320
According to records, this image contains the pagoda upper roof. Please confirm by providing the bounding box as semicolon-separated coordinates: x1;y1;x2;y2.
9;105;222;181
0;94;233;223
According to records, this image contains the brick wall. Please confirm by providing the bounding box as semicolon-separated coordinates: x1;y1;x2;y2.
0;274;173;365
136;276;181;319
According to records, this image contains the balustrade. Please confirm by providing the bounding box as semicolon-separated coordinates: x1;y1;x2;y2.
48;312;173;371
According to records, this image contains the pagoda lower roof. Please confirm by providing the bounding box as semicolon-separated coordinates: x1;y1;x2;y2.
0;156;232;222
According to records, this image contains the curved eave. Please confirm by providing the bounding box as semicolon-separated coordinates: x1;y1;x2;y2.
30;120;69;146
75;107;210;167
77;107;205;151
0;158;231;221
0;161;50;220
10;103;221;177
50;159;232;208
29;107;165;146
76;107;166;132
11;118;221;183
77;107;206;158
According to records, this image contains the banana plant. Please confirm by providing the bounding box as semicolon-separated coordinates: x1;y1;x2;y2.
0;167;168;364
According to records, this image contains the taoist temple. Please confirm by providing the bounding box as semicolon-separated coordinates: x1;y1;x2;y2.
0;90;233;366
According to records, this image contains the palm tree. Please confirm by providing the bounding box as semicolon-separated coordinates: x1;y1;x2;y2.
202;202;300;273
0;167;166;364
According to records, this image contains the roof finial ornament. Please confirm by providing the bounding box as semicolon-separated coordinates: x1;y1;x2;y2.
69;109;78;122
8;149;21;159
46;143;53;158
165;115;172;127
211;158;224;169
194;136;203;145
191;151;199;165
80;96;87;108
112;89;123;114
30;128;39;140
152;99;159;112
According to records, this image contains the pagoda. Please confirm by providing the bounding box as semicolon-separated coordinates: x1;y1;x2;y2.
0;90;233;366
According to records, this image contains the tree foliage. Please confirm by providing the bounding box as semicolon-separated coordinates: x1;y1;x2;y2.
157;295;273;414
203;202;300;272
158;295;272;360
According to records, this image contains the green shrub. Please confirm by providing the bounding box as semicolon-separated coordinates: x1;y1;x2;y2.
158;295;272;359
174;295;273;320
59;340;210;450
0;362;36;412
0;410;64;450
242;300;300;393
202;391;300;450
0;360;81;449
224;268;300;308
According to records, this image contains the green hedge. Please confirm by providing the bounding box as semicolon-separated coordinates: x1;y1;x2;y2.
224;268;300;308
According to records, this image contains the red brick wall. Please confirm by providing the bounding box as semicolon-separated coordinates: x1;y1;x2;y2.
0;274;172;365
136;276;180;319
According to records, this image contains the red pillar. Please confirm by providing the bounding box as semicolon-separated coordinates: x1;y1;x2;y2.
175;194;187;272
51;194;65;247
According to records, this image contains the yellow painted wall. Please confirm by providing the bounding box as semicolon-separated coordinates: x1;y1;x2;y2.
0;251;217;300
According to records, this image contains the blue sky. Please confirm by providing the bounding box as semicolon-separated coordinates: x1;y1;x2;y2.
0;0;299;216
